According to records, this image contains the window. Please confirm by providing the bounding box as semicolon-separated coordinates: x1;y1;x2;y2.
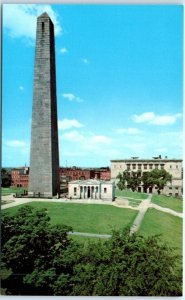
138;164;141;170
169;193;172;196
169;187;172;190
127;164;130;170
149;164;153;169
155;164;159;169
160;164;164;169
104;188;107;193
175;187;179;190
96;186;98;193
144;164;147;170
175;193;179;197
132;164;136;170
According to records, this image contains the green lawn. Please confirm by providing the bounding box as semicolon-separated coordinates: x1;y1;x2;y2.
115;189;148;200
152;194;183;213
2;187;27;196
4;202;138;235
128;199;142;207
139;208;182;257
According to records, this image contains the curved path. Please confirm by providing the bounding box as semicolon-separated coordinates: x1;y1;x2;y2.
149;203;183;218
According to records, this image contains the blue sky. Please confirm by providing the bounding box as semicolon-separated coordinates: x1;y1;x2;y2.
2;4;183;167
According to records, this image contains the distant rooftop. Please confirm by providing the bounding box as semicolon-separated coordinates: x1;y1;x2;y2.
69;179;113;185
111;156;182;162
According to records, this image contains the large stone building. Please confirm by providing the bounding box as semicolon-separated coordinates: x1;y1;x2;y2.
28;13;60;197
111;156;183;197
68;179;115;201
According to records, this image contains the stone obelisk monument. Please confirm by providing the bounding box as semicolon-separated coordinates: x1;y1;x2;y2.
28;12;60;197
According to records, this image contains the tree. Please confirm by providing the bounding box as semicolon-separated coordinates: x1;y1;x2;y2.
70;230;182;296
117;171;141;192
1;206;73;295
1;168;11;187
1;207;182;296
142;169;172;194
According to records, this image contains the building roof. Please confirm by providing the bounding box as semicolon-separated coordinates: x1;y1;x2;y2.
111;158;182;163
69;179;114;185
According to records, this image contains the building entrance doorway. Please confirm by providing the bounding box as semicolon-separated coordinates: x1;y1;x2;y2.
149;187;153;193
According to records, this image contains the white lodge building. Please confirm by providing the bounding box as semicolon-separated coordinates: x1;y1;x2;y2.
111;157;183;197
68;179;115;201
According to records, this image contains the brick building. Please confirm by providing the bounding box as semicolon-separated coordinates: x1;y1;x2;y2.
111;156;183;197
59;167;110;183
10;166;110;189
11;167;29;188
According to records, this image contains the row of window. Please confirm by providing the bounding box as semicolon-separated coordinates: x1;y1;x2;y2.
114;163;180;170
126;164;164;170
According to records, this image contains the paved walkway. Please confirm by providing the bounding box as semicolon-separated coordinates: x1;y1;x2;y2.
1;195;115;210
68;231;112;239
129;194;152;235
149;203;183;218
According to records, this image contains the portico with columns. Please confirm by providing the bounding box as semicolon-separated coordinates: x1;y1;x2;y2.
68;179;115;201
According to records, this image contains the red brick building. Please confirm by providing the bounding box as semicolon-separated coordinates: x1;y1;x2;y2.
60;167;96;183
60;167;110;183
99;168;111;180
10;166;111;188
11;167;29;188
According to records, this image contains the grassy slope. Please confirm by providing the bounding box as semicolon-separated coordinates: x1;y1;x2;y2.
139;208;182;257
4;202;138;235
152;194;183;213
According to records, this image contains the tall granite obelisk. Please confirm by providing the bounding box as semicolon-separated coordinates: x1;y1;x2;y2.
28;12;60;197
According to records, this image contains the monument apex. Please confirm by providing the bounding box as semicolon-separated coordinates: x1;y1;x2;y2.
28;12;60;197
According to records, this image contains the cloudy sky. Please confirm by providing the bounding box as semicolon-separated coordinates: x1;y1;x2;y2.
2;4;183;167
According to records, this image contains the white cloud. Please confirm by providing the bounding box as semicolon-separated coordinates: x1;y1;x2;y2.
5;140;27;147
116;127;142;135
132;112;182;125
58;119;84;130
91;135;112;145
60;47;67;54
62;93;83;103
82;58;89;64
19;85;24;91
3;4;62;41
60;130;84;142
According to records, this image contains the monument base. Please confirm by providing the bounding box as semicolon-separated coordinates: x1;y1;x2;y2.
28;192;60;199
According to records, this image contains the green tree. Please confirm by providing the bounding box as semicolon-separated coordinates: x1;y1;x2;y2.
117;171;141;192
70;230;182;296
2;207;182;296
1;168;11;187
1;206;72;295
142;169;172;194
